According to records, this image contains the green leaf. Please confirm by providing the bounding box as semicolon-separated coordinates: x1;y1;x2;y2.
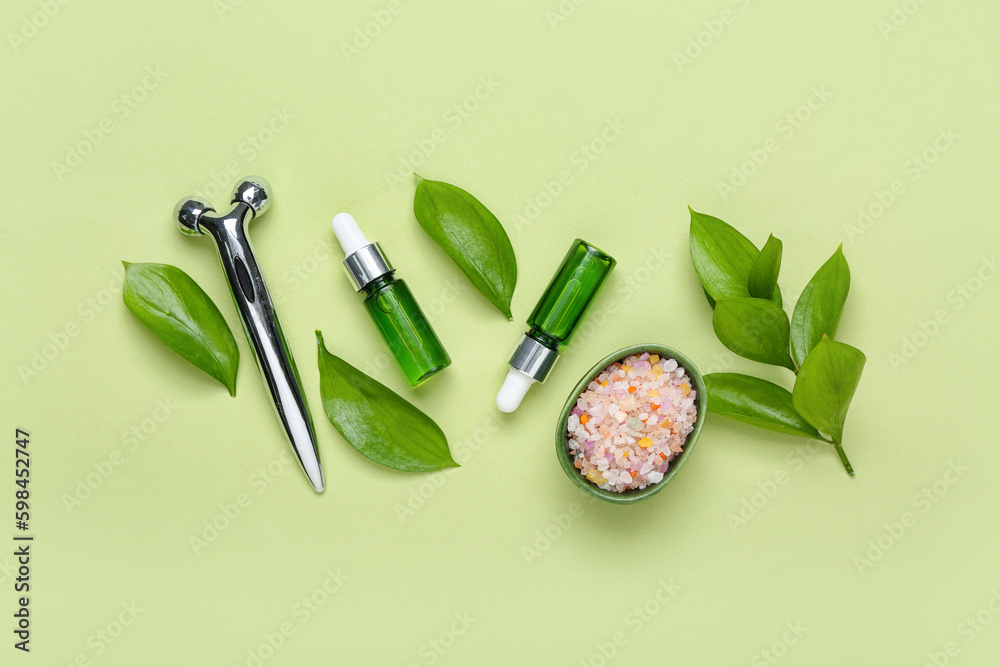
703;287;717;309
413;176;517;319
713;297;796;371
747;234;783;302
705;373;826;440
122;261;239;395
792;336;866;444
791;245;851;368
689;208;782;306
316;331;458;472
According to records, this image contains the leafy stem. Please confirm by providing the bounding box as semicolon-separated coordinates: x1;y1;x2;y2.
833;443;855;476
690;208;866;477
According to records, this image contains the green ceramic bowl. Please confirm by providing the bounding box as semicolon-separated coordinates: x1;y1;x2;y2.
555;344;707;504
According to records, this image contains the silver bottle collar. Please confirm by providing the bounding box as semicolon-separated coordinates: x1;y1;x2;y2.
508;334;560;383
343;242;394;291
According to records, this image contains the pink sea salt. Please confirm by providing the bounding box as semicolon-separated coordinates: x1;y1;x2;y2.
566;352;698;493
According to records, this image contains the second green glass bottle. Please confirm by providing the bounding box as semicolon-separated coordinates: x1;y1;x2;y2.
496;238;616;412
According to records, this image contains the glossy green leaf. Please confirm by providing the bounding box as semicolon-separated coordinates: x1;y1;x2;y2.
791;246;851;368
689;208;782;306
122;261;239;395
316;331;458;472
705;373;825;440
747;234;783;303
792;336;866;444
713;297;796;371
703;287;717;309
413;176;517;319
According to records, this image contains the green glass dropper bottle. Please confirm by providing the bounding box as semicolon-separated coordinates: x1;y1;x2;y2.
496;238;616;412
332;213;451;386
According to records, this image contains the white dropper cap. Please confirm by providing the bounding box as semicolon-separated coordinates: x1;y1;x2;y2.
331;212;370;256
496;367;538;413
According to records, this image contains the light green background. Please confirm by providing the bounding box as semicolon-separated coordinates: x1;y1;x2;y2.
2;0;999;664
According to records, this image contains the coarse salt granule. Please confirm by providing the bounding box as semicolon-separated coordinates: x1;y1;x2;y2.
567;352;698;493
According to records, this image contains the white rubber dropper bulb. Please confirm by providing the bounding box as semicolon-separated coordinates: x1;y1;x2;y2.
331;212;370;256
496;368;537;413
